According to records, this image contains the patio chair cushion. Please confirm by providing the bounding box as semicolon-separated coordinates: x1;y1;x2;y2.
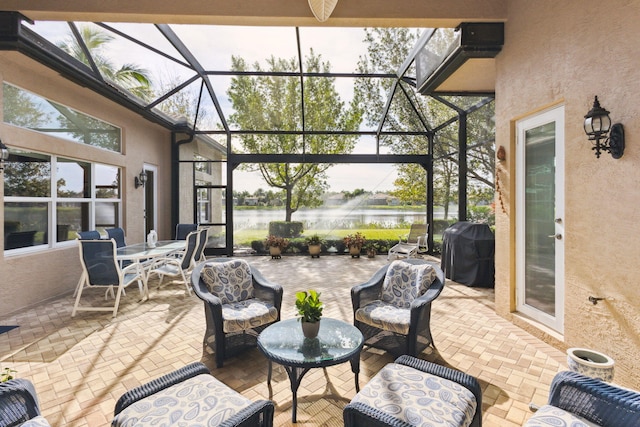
381;260;437;308
20;416;52;427
112;373;254;426
222;299;279;333
200;259;254;304
524;404;598;427
350;362;477;427
355;300;411;334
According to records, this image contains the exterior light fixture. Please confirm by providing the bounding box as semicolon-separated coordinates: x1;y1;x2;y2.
0;139;9;172
583;96;625;159
134;170;147;188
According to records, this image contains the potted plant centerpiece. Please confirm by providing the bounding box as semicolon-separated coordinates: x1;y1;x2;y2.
265;235;289;259
295;290;323;339
305;234;325;258
343;232;366;258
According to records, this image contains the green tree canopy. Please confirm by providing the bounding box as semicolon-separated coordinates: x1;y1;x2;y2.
355;28;495;217
227;49;362;221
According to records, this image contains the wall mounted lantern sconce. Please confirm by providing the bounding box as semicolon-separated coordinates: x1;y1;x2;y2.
583;96;625;159
134;170;147;189
0;139;10;172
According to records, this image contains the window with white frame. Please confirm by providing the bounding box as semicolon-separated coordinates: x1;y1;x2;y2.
3;83;122;152
3;149;121;252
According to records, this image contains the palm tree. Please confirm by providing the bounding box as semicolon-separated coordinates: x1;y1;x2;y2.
57;25;152;100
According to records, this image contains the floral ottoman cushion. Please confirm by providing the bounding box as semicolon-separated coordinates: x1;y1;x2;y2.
21;416;52;427
112;373;253;426
350;362;477;427
524;404;599;427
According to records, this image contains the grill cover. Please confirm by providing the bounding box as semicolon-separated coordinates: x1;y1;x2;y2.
441;221;495;287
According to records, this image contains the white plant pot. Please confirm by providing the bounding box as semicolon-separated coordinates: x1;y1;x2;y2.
566;347;615;382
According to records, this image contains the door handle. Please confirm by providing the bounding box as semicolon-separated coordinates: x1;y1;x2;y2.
548;234;562;240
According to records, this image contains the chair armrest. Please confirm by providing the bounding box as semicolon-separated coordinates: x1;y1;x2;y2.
113;362;211;416
147;256;181;270
251;267;284;312
0;378;41;425
394;355;482;427
547;371;640;426
190;266;224;307
121;261;144;277
351;264;388;311
219;399;275;427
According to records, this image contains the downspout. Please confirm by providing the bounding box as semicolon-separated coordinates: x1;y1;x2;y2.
171;128;195;235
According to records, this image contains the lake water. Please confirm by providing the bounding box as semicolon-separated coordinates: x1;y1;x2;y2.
233;206;452;231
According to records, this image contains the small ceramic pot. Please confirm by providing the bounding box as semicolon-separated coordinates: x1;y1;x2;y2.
566;347;615;382
308;244;321;258
301;320;320;339
269;246;282;259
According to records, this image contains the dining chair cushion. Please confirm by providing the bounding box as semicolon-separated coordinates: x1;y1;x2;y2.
355;300;411;335
380;260;437;308
350;362;477;427
112;373;254;426
222;299;279;333
524;404;598;427
200;259;254;304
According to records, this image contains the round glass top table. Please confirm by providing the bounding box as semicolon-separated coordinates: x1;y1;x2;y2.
257;317;364;423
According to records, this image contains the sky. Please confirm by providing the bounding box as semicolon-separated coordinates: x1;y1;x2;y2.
27;22;417;193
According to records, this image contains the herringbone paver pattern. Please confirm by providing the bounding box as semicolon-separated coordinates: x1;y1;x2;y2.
0;255;566;426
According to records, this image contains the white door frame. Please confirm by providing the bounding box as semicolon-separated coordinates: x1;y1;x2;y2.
515;106;565;333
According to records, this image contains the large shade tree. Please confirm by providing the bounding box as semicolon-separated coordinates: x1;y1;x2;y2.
227;50;362;221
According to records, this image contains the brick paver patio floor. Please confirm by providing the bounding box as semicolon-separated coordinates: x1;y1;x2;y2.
0;254;566;426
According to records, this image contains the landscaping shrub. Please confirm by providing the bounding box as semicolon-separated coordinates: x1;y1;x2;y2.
268;221;303;238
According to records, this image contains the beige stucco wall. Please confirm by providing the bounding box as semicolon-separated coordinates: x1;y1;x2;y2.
495;0;640;388
0;52;172;316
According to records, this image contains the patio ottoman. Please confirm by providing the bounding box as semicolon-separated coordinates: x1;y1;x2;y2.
343;355;482;427
112;362;274;427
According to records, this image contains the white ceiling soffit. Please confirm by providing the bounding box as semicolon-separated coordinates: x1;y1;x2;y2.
308;0;338;22
436;58;496;92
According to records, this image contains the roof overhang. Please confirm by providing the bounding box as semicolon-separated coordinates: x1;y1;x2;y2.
416;23;504;95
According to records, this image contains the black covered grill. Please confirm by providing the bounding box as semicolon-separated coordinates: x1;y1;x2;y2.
441;221;495;287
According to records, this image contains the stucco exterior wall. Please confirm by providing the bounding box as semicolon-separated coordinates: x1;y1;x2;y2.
0;52;172;316
495;0;640;388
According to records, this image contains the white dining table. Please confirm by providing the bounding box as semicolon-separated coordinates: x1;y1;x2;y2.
116;240;185;261
116;240;186;298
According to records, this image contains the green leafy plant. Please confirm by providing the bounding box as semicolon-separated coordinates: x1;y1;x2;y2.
1;367;16;383
343;232;366;248
264;235;289;249
295;290;323;323
304;234;325;246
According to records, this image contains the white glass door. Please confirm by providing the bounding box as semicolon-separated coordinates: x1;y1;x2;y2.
516;106;564;333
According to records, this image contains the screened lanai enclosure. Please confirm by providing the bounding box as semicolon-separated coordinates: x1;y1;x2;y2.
1;12;502;256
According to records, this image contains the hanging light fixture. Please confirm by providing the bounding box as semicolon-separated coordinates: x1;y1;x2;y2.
134;170;147;188
308;0;338;22
583;96;625;159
